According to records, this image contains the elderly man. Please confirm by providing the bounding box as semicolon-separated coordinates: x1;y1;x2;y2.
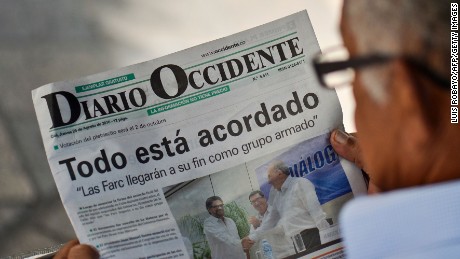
316;0;457;257
243;161;330;253
248;190;295;258
203;196;246;259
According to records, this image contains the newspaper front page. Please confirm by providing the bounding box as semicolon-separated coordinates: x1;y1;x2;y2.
32;11;366;259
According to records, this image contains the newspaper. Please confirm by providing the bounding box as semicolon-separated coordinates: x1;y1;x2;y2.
32;11;366;259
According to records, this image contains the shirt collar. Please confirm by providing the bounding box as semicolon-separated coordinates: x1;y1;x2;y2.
210;215;226;223
280;176;294;193
263;205;272;216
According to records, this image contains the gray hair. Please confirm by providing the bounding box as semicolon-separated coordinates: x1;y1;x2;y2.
344;0;449;103
270;160;290;176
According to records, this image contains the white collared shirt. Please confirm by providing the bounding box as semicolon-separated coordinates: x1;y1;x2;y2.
341;180;460;258
249;176;328;240
250;205;296;258
203;216;246;259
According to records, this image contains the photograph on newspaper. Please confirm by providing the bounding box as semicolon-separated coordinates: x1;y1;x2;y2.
164;132;354;259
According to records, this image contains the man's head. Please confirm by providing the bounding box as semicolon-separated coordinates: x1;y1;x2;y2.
341;0;455;191
267;160;290;190
206;196;225;219
248;190;268;215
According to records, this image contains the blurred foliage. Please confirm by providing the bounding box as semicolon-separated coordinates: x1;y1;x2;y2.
224;201;250;239
178;214;211;259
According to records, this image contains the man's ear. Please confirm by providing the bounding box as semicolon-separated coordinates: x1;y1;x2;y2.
390;59;431;153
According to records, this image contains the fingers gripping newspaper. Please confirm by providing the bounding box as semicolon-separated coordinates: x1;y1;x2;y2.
32;11;366;259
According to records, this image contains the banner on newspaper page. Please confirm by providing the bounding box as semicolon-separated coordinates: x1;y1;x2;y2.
255;133;352;204
32;10;366;259
253;132;353;256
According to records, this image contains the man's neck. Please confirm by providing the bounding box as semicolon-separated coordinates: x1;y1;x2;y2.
275;176;288;191
260;208;267;216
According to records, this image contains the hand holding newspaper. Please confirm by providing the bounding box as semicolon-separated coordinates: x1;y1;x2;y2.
32;11;366;259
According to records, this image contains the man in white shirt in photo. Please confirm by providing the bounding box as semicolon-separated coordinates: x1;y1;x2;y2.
203;196;246;259
248;190;295;258
243;161;330;253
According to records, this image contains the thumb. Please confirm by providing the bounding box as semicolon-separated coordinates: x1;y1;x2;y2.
67;244;100;259
54;240;99;259
330;129;365;170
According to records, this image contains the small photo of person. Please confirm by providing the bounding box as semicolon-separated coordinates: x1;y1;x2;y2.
203;196;246;259
246;190;295;258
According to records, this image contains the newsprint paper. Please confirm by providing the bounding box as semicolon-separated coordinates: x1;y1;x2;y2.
32;11;366;259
